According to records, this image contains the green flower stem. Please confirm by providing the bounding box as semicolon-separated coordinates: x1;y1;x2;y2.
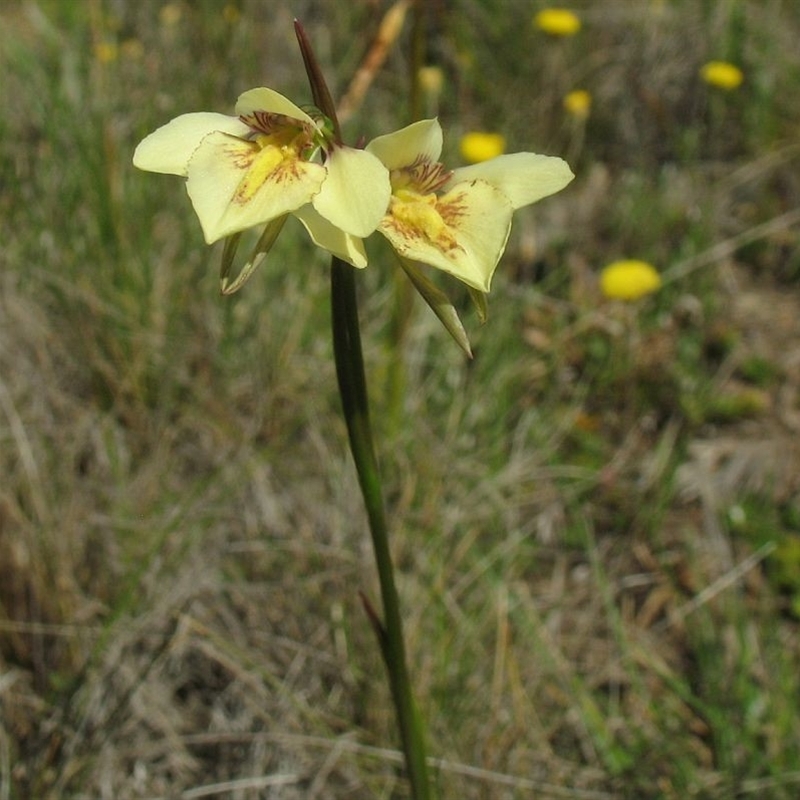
330;256;432;800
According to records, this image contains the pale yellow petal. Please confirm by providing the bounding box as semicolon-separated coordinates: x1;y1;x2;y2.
379;180;512;292
366;119;443;170
448;153;574;210
185;132;325;243
312;147;390;237
132;112;249;176
293;205;368;268
235;87;315;125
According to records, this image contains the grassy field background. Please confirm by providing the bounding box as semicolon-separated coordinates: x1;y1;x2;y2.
2;0;800;797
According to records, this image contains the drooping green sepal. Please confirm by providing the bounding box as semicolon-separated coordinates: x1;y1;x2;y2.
219;215;287;295
467;285;488;324
398;257;473;358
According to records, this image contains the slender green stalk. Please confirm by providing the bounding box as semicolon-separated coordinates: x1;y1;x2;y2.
295;21;431;796
330;256;432;800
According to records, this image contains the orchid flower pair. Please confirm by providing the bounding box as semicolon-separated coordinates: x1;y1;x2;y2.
133;87;573;298
133;47;572;796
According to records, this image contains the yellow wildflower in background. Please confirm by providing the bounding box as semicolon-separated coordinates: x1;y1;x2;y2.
94;41;118;63
600;260;661;301
418;66;445;114
159;3;183;27
564;89;591;119
459;132;506;164
418;66;445;97
533;8;581;37
700;61;744;90
222;4;240;23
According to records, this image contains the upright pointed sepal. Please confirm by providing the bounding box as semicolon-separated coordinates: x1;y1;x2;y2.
294;20;342;143
399;257;473;358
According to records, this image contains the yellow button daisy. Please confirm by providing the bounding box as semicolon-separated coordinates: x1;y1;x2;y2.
533;8;581;37
459;132;506;164
700;61;744;90
600;260;661;301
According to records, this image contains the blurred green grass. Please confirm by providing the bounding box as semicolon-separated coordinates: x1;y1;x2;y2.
1;1;800;798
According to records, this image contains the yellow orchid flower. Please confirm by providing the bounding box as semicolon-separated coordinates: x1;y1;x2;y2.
133;87;390;268
365;119;573;293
